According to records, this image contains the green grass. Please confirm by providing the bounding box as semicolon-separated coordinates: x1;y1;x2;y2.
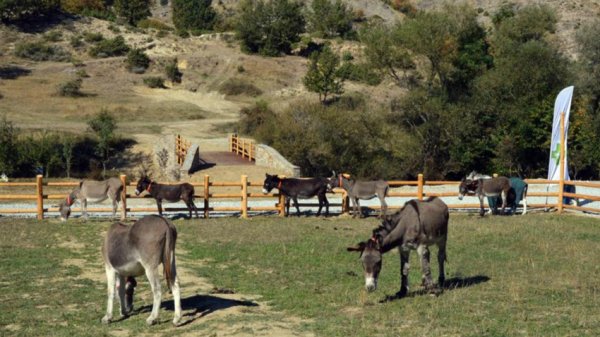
1;214;600;336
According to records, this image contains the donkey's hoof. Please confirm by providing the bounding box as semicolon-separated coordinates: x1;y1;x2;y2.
172;316;181;326
101;315;111;324
146;317;158;326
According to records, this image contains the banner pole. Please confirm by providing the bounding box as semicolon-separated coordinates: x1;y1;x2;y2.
558;112;566;214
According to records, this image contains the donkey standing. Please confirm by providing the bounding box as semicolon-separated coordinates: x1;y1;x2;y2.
135;176;199;218
458;176;512;216
262;174;330;216
347;197;449;297
328;173;388;218
58;177;123;221
101;215;182;326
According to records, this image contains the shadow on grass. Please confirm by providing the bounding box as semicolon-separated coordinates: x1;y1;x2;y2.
380;275;490;303
134;294;258;326
0;65;31;79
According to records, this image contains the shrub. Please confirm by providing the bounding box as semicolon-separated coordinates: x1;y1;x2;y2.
14;42;71;62
137;18;173;30
340;62;383;86
125;48;150;73
57;78;84;97
89;36;130;58
165;59;182;83
219;79;262;97
70;35;84;48
83;31;104;43
75;69;89;78
143;76;166;88
172;0;217;32
43;30;63;42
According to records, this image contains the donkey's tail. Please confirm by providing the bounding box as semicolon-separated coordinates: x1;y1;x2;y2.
162;218;178;291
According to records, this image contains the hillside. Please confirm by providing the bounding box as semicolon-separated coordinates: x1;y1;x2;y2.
1;0;599;179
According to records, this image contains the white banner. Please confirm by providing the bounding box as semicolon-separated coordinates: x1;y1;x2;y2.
547;86;574;181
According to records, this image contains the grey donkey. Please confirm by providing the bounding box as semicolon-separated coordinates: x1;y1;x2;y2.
101;215;182;326
328;172;389;217
58;177;124;221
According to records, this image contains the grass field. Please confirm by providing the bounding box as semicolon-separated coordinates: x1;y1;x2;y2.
1;213;599;336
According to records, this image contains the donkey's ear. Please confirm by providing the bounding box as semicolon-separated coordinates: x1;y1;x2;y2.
347;241;366;252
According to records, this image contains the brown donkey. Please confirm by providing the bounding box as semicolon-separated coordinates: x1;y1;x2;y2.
135;176;199;218
101;215;182;326
458;176;512;216
58;178;123;221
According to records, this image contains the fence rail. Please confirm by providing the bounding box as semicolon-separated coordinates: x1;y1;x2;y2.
1;173;598;219
229;134;255;161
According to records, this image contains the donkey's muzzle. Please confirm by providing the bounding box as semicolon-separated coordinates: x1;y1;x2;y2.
135;189;141;196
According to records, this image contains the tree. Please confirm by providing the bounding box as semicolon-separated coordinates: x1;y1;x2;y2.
303;47;345;103
306;0;354;39
172;0;217;32
0;115;18;176
114;0;150;25
359;22;414;86
88;110;117;178
235;0;305;56
61;0;104;14
0;0;59;22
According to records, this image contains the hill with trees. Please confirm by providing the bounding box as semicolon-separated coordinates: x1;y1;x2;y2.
0;0;599;180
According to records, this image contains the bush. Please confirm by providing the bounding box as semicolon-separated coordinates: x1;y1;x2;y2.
143;76;166;88
137;18;173;30
83;31;104;43
165;59;182;83
70;35;84;48
43;30;63;42
172;0;217;32
340;62;383;86
14;42;71;62
219;79;262;97
89;36;130;58
57;78;84;97
125;48;150;73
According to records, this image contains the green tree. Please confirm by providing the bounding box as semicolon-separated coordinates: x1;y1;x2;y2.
306;0;354;39
303;47;345;103
125;48;150;73
0;115;18;176
114;0;150;25
0;0;59;22
88;110;117;178
235;0;305;56
359;22;414;86
172;0;217;32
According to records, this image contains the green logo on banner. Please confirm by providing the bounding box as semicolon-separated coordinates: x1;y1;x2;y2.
551;143;561;165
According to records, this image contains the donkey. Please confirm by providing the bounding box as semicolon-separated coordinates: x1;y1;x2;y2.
328;172;388;218
347;197;449;297
458;176;512;216
58;177;123;221
262;173;329;216
101;215;182;326
135;176;199;218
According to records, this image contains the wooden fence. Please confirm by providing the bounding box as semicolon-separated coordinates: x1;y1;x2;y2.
1;173;598;220
229;134;255;161
175;134;191;165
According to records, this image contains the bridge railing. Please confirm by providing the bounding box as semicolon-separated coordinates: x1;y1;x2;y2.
1;174;598;219
229;133;255;161
175;134;191;165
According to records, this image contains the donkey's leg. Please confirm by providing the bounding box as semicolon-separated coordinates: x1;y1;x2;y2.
417;244;434;292
183;198;193;219
144;266;162;325
379;195;388;218
117;274;129;317
323;194;329;217
437;239;447;288
500;190;507;215
156;199;163;216
82;199;88;219
316;194;324;217
170;261;182;325
102;265;116;324
285;197;290;216
397;248;410;297
478;195;485;217
111;197;118;219
190;199;200;218
292;196;301;216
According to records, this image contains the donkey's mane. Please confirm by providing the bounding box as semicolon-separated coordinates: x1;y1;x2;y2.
371;199;423;244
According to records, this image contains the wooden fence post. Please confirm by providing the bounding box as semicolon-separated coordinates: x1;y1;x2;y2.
241;175;248;218
120;174;127;220
36;174;43;220
558;111;566;214
342;191;349;214
204;175;210;219
278;193;286;217
417;173;424;201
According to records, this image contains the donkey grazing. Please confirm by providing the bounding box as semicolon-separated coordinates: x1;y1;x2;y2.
135;176;199;218
262;174;329;216
58;178;123;221
328;172;388;217
101;215;182;326
347;197;449;297
458;176;511;216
